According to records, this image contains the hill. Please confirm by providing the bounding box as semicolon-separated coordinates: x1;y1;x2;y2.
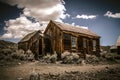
0;40;17;49
100;46;111;52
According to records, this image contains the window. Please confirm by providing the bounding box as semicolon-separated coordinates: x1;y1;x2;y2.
93;40;96;51
71;36;77;47
63;33;71;39
83;38;87;48
78;36;83;48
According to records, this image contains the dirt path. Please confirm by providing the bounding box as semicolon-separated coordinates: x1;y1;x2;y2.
0;61;120;80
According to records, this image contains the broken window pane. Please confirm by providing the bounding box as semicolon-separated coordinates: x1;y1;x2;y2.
63;33;71;39
93;40;96;51
71;36;77;47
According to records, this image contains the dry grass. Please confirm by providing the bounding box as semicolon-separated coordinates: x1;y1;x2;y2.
0;61;120;80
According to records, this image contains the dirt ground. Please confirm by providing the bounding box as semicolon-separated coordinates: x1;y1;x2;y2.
0;61;120;80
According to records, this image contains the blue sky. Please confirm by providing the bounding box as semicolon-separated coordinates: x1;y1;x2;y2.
0;0;120;46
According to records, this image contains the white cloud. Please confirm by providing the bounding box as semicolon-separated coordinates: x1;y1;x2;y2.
0;0;70;39
1;15;41;39
75;14;96;19
104;11;120;18
80;26;88;29
71;22;88;29
71;22;75;26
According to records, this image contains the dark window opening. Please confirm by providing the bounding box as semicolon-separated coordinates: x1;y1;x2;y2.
39;39;42;55
63;33;71;50
44;38;52;54
78;37;83;47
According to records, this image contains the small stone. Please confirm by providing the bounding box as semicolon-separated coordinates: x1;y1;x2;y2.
81;60;86;65
105;66;109;69
17;77;23;80
18;63;21;65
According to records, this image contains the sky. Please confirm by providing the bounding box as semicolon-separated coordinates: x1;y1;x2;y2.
0;0;120;46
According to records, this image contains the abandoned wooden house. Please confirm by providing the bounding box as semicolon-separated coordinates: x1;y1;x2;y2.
18;30;43;58
18;20;100;58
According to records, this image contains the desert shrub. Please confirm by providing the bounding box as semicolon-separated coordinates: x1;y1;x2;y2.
11;52;27;61
56;52;61;60
0;53;6;60
100;52;120;61
114;54;120;59
63;55;73;64
29;73;40;80
26;49;35;61
72;52;80;62
105;53;114;60
61;51;71;59
50;52;57;63
11;49;25;60
86;54;99;64
100;51;107;58
61;51;80;64
99;52;120;63
27;54;35;61
0;49;13;56
26;49;32;54
0;49;13;61
4;55;13;61
43;52;57;63
11;49;35;61
43;53;51;63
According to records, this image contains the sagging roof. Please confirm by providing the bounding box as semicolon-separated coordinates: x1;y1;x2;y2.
116;36;120;46
51;20;100;37
19;20;100;43
19;30;41;43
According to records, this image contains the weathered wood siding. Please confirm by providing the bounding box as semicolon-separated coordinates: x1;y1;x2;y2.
45;22;62;53
18;32;42;56
18;42;28;51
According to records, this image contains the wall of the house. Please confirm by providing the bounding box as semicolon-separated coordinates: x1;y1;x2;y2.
110;48;117;53
18;42;28;51
18;32;42;57
117;46;120;54
61;31;100;55
45;22;63;54
110;46;120;54
29;33;40;55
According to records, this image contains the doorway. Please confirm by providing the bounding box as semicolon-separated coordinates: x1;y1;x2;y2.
44;38;52;54
39;39;42;55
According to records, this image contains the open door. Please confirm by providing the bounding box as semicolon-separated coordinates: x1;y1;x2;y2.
44;38;52;54
39;39;42;55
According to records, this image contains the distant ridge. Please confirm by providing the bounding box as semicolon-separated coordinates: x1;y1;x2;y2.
0;40;16;49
